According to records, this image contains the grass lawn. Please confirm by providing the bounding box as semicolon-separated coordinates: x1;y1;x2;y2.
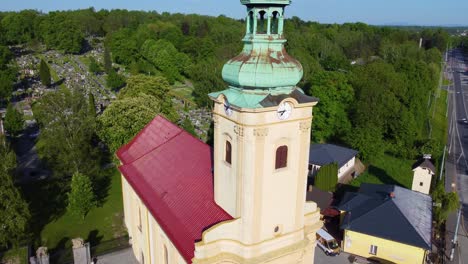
348;89;448;191
350;154;415;189
25;168;126;252
0;247;28;264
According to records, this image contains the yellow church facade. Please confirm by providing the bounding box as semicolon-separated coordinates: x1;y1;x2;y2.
117;0;323;263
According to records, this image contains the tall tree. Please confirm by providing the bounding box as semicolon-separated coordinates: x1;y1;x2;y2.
34;87;100;177
4;104;24;137
39;59;51;87
314;163;338;192
67;172;96;220
432;181;459;226
0;139;31;247
103;45;112;74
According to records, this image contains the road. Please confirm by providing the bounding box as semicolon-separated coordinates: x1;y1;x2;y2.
445;48;468;264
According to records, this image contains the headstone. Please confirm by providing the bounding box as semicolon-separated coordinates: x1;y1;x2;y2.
72;238;91;264
36;247;49;264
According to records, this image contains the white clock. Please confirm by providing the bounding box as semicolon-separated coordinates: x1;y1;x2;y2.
224;100;233;117
277;102;292;120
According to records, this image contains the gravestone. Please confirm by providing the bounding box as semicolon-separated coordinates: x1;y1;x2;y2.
72;238;91;264
36;247;49;264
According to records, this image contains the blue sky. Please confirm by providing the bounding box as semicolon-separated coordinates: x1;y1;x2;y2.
1;0;467;26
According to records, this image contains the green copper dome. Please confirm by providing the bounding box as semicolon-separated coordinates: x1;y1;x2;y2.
222;0;302;90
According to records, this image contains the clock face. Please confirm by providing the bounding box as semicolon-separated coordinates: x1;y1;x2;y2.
224;100;233;117
277;102;292;120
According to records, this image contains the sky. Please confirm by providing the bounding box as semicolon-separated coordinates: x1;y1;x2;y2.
1;0;467;26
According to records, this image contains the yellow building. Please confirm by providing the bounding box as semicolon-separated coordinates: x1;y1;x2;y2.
338;184;432;264
117;0;323;263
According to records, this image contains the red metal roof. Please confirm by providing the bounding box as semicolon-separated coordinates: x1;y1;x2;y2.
117;116;233;263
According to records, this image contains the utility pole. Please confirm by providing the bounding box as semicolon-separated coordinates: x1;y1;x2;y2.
450;208;462;261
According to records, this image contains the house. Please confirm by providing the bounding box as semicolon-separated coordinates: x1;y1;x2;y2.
412;157;436;195
337;184;432;264
117;0;323;263
308;144;358;181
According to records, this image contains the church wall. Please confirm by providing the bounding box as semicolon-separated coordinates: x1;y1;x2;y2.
122;176;187;264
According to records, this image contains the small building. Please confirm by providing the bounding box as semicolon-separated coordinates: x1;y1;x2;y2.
337;184;432;264
308;144;358;181
412;157;436;195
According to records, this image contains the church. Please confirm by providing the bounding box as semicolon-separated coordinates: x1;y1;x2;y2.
117;0;323;263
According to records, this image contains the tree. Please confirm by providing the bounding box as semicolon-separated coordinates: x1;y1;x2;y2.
88;93;96;117
432;181;459;226
314;163;338;192
34;87;100;177
106;69;126;90
0;71;14;102
181;117;197;137
39;59;51;87
67;172;96;219
103;45;112;73
0;139;31;247
4;104;24;137
97;95;165;153
88;57;102;74
118;75;178;121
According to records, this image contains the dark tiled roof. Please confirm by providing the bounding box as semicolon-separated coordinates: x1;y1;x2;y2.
309;144;358;167
117;116;233;263
260;88;318;107
337;184;432;250
306;188;333;213
412;159;436;174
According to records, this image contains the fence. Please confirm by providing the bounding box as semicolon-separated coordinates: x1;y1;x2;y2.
49;235;130;264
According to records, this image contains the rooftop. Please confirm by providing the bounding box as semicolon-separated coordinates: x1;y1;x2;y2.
309;143;358;167
117;116;233;263
337;184;432;250
412;158;436;174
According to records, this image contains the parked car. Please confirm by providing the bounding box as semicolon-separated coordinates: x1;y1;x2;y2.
316;228;341;256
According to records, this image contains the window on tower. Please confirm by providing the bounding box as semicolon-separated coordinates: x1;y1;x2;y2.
225;141;232;164
275;146;288;169
248;11;254;34
271;11;279;34
257;10;267;34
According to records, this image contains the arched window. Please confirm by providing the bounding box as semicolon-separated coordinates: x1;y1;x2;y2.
257;11;267;34
275;146;288;169
248;11;254;34
271;11;279;34
225;141;232;164
164;245;168;264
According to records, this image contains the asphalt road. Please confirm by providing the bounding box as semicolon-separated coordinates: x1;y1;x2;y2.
445;48;468;264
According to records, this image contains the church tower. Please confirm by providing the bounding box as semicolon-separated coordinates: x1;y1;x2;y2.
193;0;322;263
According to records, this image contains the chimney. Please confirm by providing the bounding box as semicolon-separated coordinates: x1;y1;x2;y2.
389;192;396;199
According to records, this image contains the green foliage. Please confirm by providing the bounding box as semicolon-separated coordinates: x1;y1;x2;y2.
314;163;338;192
103;45;112;73
432;181;459;226
308;71;353;142
67;172;96;219
0;140;31;247
38;12;84;53
181;117;197;137
0;70;14;102
0;10;38;44
88;57;102;74
88;93;96;117
106;70;126;90
34;87;100;177
0;45;13;70
97;95;163;153
39;59;51;87
109;28;139;65
4;104;24;137
140;39;190;84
